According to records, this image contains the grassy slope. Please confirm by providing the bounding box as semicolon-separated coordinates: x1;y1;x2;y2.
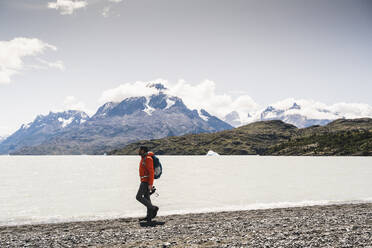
108;118;372;156
109;120;297;155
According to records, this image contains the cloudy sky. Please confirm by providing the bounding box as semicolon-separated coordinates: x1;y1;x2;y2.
1;0;372;136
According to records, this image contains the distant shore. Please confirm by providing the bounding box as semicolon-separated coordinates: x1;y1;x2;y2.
1;203;371;247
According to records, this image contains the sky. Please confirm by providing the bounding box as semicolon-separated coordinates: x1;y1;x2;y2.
1;0;372;136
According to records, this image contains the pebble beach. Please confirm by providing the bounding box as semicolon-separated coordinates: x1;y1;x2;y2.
1;203;371;247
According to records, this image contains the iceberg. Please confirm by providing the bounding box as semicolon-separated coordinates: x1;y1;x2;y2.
206;150;220;156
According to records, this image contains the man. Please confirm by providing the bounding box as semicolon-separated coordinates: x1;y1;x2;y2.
136;146;159;222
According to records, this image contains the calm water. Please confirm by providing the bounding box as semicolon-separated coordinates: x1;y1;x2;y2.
0;156;371;226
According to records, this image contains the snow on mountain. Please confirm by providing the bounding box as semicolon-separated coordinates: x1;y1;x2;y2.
198;109;209;121
223;111;240;127
223;111;255;127
259;103;335;128
257;101;345;128
223;99;372;128
165;97;176;110
0;110;90;154
58;117;74;128
143;96;156;116
21;123;32;130
93;87;231;134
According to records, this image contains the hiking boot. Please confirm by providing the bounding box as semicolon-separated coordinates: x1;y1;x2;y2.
139;209;151;221
138;216;149;221
151;206;159;218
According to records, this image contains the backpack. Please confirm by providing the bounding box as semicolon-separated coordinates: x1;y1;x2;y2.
149;154;162;179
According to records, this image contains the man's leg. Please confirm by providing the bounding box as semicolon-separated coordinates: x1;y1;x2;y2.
144;188;152;217
136;182;154;215
145;185;159;219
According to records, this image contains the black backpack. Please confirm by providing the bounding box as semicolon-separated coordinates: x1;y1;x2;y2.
150;154;162;179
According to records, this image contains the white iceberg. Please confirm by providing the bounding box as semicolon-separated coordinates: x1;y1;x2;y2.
206;150;220;156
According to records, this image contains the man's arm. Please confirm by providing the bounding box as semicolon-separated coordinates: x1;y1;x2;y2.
146;157;154;190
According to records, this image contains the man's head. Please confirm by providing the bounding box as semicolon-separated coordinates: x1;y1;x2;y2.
138;146;149;156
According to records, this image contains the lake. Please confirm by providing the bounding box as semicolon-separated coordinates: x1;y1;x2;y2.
0;156;371;226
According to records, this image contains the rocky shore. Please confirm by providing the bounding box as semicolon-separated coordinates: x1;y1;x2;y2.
1;203;371;247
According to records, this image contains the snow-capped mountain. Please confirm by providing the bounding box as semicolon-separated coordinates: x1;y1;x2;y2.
0;110;89;154
258;103;335;128
223;102;344;128
2;84;232;155
223;111;254;128
92;101;119;119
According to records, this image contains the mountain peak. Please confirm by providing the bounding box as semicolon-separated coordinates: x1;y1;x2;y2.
264;106;275;112
289;102;301;110
92;102;119;118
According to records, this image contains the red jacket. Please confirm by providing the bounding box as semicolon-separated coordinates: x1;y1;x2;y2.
139;152;154;186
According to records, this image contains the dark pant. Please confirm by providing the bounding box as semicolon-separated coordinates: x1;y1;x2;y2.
136;182;154;214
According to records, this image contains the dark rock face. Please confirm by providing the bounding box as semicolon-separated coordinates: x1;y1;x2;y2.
3;88;233;155
148;93;168;109
107;97;147;117
200;109;233;131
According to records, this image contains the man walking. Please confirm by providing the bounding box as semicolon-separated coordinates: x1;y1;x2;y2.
136;146;159;222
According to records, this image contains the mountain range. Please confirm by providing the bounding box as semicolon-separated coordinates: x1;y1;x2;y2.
222;102;338;128
1;83;370;155
1;84;232;155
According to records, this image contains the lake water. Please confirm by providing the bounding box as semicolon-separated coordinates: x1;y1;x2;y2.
0;156;371;226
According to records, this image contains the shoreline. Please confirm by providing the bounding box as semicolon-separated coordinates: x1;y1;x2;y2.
2;198;372;228
1;203;371;247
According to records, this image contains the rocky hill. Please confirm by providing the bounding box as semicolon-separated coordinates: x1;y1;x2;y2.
265;118;372;155
108;118;372;156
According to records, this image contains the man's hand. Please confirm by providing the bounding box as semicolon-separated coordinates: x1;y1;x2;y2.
148;185;153;192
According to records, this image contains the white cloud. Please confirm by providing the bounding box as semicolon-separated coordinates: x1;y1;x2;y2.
0;68;17;84
99;79;162;103
102;0;123;18
0;37;58;84
48;0;87;15
166;79;260;119
329;102;372;119
63;96;86;111
102;6;111;17
61;96;94;116
0;126;13;137
37;59;65;71
269;98;372;120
